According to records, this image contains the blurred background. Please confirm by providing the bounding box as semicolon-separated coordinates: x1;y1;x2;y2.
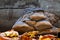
0;0;60;32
